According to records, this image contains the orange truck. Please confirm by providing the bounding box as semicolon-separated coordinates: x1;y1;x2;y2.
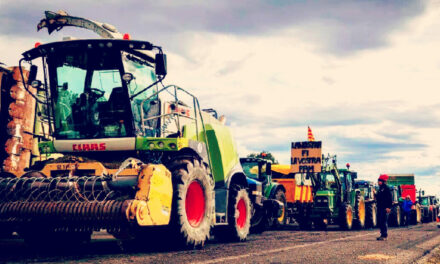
271;164;314;229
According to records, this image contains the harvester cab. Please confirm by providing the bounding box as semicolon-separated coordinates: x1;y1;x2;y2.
0;11;252;248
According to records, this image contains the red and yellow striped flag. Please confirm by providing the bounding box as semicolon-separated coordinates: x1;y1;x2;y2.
307;126;315;142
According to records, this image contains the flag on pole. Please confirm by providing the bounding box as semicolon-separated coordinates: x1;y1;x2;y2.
308;126;315;141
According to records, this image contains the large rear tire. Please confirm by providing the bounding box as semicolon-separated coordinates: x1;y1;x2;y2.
365;203;377;228
216;185;251;242
354;196;366;229
271;189;287;228
168;158;214;248
416;204;422;224
339;204;353;230
390;205;401;226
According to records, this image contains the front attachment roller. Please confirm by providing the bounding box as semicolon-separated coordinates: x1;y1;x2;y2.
0;163;174;245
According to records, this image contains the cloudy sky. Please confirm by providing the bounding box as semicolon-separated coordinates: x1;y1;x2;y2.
1;0;440;195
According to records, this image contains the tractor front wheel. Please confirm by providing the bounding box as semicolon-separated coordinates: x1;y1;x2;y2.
339;204;353;230
354;196;366;229
271;189;287;228
216;185;251;242
365;203;377;228
169;158;214;248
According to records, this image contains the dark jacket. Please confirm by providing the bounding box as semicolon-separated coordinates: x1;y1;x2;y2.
376;183;392;210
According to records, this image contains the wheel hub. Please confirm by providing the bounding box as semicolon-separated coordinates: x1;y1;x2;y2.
347;208;353;225
185;181;206;227
237;198;247;229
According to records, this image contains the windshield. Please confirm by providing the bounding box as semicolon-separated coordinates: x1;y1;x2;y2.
122;52;158;136
421;197;429;205
50;49;132;139
319;172;336;189
242;162;259;180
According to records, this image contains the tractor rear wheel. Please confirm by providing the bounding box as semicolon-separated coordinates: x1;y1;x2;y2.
339;204;353;230
390;205;401;226
168;158;214;248
354;196;366;229
416;204;422;224
271;189;287;228
216;184;251;242
365;203;377;228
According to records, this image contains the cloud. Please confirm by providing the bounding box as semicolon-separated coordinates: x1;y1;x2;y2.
0;0;427;56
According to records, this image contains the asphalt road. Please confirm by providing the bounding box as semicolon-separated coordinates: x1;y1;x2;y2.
0;223;439;263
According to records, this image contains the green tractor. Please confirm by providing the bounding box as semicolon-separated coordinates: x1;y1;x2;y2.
0;11;252;248
355;180;377;228
240;157;285;232
308;155;366;230
419;195;439;223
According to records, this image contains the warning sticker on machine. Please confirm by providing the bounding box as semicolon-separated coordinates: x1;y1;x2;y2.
291;141;322;173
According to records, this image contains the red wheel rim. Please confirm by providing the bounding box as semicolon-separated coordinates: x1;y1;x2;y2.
236;198;247;229
186;181;205;227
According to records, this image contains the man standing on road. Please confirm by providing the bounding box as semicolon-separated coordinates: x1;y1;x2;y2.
376;174;392;241
402;195;413;227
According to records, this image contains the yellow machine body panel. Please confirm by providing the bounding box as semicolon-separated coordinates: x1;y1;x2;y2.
128;164;173;226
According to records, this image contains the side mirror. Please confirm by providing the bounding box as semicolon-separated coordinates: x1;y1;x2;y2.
422;191;425;196
266;163;271;175
351;172;357;179
28;65;38;84
155;53;167;76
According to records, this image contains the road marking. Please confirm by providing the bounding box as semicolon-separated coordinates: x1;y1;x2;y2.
195;231;377;264
358;254;395;260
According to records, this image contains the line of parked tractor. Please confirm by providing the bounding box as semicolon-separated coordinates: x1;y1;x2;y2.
241;153;439;233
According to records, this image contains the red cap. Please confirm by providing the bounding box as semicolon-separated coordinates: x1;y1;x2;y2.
378;174;388;182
